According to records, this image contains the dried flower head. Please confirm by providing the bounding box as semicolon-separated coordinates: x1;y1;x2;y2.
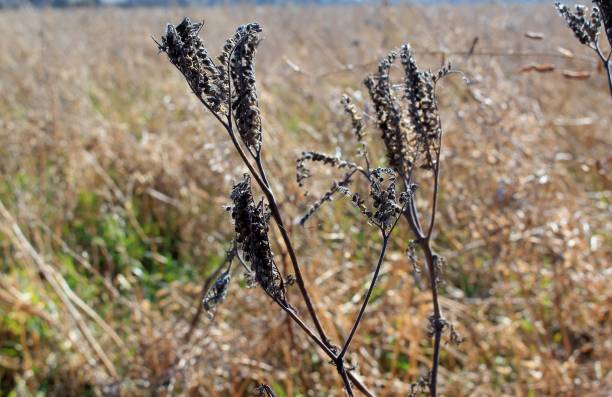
296;151;359;187
230;175;285;302
337;168;406;232
368;168;405;230
409;376;430;397
298;46;449;229
400;44;443;171
554;2;612;97
593;0;612;45
159;19;265;150
341;95;365;142
364;51;410;175
203;270;231;312
228;23;264;153
555;2;601;48
159;18;228;114
447;323;464;346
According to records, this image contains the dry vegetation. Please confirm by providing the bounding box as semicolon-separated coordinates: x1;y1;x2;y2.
0;4;610;397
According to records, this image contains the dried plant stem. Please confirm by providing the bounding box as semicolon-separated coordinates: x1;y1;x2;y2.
426;164;441;240
338;236;389;361
257;151;329;341
271;297;374;397
421;241;443;396
335;235;390;397
402;191;444;396
333;200;405;396
594;43;612;97
395;153;444;397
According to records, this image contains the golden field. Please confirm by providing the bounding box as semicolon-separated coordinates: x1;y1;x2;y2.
0;4;610;396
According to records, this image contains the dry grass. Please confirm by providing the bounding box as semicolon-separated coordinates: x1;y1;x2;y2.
0;4;610;396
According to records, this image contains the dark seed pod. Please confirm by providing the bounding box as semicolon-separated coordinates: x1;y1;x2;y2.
400;44;442;171
593;0;612;46
555;2;601;47
229;175;285;302
203;271;231;312
228;23;264;153
159;18;228;114
364;50;410;175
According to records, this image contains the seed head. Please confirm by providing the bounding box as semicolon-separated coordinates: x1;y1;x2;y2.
230;175;285;302
203;270;231;312
296;151;359;187
593;0;612;45
337;168;406;232
555;2;601;48
368;168;405;230
159;18;228;113
364;50;410;175
400;44;442;171
228;23;264;153
341;95;365;142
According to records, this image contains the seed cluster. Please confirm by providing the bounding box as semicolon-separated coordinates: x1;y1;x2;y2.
555;2;602;48
364;46;447;175
593;0;612;45
227;23;264;152
298;45;447;228
159;18;228;113
400;45;443;171
203;270;231;312
340;95;365;142
367;168;405;230
364;51;409;175
339;168;406;232
159;19;264;152
296;151;359;187
230;175;284;302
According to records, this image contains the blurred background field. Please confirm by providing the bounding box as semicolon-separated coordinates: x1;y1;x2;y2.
0;3;610;396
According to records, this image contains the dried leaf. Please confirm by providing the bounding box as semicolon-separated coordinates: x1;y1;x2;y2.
518;63;555;73
556;46;575;58
524;31;545;40
562;70;591;80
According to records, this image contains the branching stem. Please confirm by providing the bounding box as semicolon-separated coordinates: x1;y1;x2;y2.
595;42;612;97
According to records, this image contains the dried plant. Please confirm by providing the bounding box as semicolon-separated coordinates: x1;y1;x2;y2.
2;6;610;397
299;44;461;396
157;17;462;397
555;1;612;96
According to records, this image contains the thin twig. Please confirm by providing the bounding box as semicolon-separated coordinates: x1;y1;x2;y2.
338;235;389;361
270;297;374;396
